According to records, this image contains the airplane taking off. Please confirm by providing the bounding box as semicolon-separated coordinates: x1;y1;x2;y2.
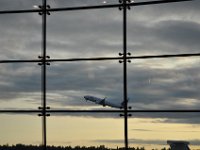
84;95;127;109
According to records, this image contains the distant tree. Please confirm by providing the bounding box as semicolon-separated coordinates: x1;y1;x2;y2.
0;144;156;150
65;146;73;150
128;147;135;150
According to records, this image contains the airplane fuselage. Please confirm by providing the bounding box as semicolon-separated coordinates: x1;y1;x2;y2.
84;95;123;109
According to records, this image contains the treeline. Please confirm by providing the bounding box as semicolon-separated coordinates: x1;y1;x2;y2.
0;144;169;150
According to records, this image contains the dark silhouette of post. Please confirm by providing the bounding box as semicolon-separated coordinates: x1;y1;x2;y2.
167;140;190;150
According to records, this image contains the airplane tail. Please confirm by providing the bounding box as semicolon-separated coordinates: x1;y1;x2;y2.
121;99;129;108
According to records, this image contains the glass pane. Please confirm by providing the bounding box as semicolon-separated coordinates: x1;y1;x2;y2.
47;61;123;110
127;0;200;56
47;8;122;59
0;63;41;109
129;113;200;150
47;115;124;148
0;114;41;146
0;13;41;60
127;57;200;110
0;0;41;10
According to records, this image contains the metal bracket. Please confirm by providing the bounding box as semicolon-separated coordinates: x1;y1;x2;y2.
38;106;51;110
119;114;132;117
38;106;51;117
38;113;50;117
118;52;132;63
38;55;51;66
118;0;133;10
37;5;51;15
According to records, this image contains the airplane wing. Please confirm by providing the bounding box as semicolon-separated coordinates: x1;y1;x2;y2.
98;99;106;106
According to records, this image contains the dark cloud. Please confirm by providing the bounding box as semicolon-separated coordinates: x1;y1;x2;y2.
127;20;200;55
130;112;200;124
153;20;200;51
127;0;200;55
92;138;200;146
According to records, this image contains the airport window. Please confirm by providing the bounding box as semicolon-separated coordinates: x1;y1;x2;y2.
0;0;199;150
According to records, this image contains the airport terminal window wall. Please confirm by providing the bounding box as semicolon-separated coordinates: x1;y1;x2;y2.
0;0;199;150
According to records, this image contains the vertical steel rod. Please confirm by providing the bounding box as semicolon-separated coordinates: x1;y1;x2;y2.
41;0;47;150
122;0;129;149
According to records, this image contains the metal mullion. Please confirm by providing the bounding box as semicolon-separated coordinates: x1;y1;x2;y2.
129;110;200;112
47;0;192;12
0;110;41;113
0;0;192;14
0;52;199;64
128;0;193;7
1;109;200;114
41;0;47;149
122;0;129;149
0;60;41;63
128;53;200;59
40;53;200;63
48;57;122;62
48;110;123;113
48;3;121;12
0;9;40;14
47;110;200;113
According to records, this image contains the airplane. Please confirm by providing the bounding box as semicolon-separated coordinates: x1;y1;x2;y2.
84;95;127;109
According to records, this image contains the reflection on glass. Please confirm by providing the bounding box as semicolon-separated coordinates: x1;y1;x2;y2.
47;116;124;148
47;61;123;110
0;114;41;145
127;57;200;110
129;113;200;150
0;63;41;109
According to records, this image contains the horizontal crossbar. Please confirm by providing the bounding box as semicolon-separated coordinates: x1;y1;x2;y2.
0;0;193;14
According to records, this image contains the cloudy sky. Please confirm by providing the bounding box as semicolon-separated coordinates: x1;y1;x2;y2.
0;0;200;149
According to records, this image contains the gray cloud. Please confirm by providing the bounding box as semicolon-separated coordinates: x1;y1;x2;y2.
132;128;200;133
0;0;41;10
